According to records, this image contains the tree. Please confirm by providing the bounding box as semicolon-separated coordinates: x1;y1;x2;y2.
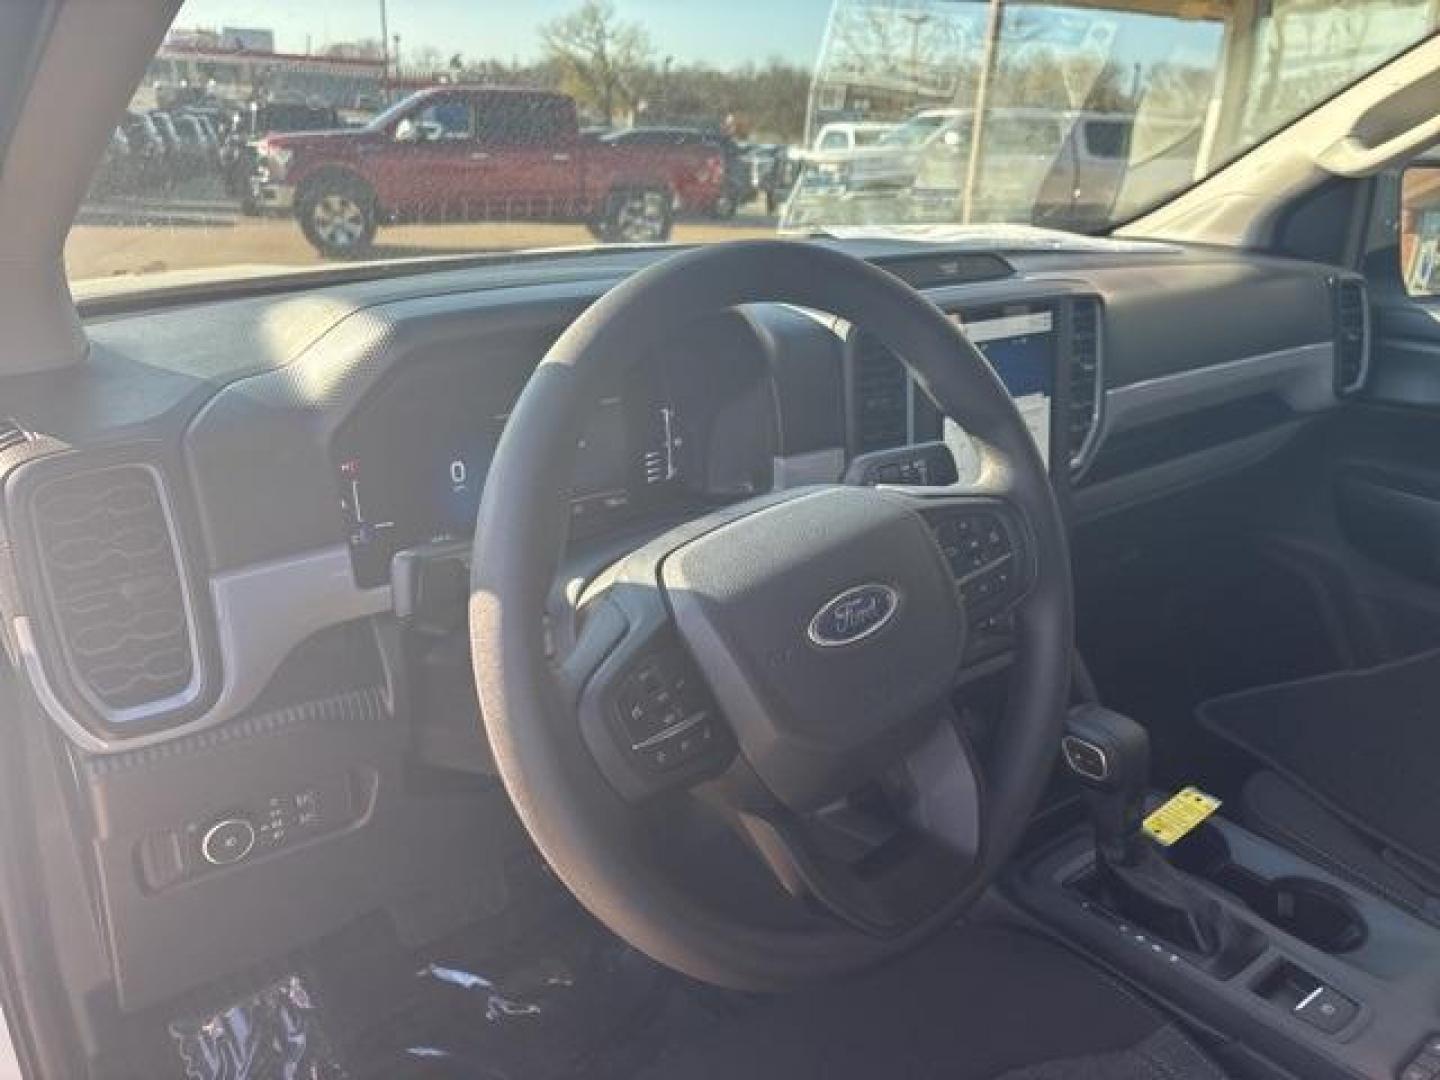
540;1;652;125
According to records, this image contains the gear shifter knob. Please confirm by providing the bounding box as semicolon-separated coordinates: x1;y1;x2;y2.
1062;705;1151;864
1059;705;1260;968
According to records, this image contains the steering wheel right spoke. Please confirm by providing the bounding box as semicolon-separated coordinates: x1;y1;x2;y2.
892;487;1038;673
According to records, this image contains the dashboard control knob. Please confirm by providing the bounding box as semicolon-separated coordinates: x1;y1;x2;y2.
200;817;256;866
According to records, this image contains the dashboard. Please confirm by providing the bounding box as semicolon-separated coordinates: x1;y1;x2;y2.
0;240;1353;751
333;296;1074;588
0;239;1364;1013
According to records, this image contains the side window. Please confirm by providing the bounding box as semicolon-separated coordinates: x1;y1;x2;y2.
417;100;474;141
987;119;1059;157
1083;120;1133;161
818;130;848;152
477;97;571;147
1400;164;1440;297
519;99;573;146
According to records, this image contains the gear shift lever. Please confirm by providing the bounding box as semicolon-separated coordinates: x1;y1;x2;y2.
1061;704;1152;866
1062;705;1257;967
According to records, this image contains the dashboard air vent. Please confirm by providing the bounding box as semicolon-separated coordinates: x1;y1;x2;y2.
1067;299;1102;470
853;333;909;454
31;466;195;713
1333;278;1368;394
0;419;29;455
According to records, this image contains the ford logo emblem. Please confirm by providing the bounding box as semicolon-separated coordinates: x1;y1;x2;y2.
807;584;900;648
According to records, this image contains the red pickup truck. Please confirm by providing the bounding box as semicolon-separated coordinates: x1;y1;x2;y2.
250;87;725;257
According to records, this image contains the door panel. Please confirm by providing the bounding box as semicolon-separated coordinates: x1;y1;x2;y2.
1305;169;1440;655
473;94;580;218
375;97;492;218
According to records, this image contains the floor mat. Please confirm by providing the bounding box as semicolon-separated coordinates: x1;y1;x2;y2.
1198;647;1440;877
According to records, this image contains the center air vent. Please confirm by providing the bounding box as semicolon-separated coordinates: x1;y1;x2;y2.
1067;299;1103;472
0;419;30;455
1333;278;1368;394
31;465;196;714
852;332;909;454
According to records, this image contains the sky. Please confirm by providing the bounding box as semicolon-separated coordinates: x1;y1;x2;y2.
173;0;837;69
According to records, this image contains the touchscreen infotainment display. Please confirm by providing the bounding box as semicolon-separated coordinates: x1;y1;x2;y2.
958;308;1054;463
946;305;1056;481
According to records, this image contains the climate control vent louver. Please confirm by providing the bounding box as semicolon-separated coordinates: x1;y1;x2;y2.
1333;278;1368;394
0;419;29;455
32;466;195;713
853;332;909;454
1068;300;1102;471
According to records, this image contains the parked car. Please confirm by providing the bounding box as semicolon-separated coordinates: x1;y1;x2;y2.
785;108;1195;234
85;127;133;200
599;127;742;217
119;110;167;189
169;113;216;178
181;109;223;162
250;86;684;256
810;121;898;153
740;141;801;213
223;102;344;201
904;109;1194;231
147;110;214;184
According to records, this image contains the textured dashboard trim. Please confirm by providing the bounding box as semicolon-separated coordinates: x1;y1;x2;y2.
80;684;387;777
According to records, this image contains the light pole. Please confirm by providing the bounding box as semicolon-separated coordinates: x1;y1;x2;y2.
900;10;932;107
379;0;391;103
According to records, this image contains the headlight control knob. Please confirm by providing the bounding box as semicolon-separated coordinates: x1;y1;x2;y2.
200;817;256;866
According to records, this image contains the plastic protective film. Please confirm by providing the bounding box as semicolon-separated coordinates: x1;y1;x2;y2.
169;974;348;1080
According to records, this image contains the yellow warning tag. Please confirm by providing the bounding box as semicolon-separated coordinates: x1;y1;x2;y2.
1143;787;1221;847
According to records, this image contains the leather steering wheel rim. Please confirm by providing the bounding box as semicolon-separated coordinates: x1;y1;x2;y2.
470;241;1073;990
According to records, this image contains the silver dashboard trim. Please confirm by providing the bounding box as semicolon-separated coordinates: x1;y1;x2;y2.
1101;341;1336;439
1069;341;1336;520
15;545;391;754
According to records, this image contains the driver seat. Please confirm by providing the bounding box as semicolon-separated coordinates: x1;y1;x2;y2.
639;924;1229;1079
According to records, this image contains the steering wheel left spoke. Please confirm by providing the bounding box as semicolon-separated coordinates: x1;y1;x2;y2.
561;547;737;802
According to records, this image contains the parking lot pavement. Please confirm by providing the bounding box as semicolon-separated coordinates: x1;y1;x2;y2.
66;208;780;285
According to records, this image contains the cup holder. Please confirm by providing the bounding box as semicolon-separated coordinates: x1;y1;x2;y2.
1167;825;1367;954
1257;877;1367;954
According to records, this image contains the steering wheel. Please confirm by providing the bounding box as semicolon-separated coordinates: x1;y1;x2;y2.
470;242;1072;990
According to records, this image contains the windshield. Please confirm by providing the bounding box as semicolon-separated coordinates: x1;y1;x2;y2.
67;0;1438;294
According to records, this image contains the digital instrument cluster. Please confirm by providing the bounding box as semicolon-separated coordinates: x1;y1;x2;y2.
333;356;699;587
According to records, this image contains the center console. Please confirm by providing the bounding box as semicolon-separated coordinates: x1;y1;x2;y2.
1010;707;1440;1080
